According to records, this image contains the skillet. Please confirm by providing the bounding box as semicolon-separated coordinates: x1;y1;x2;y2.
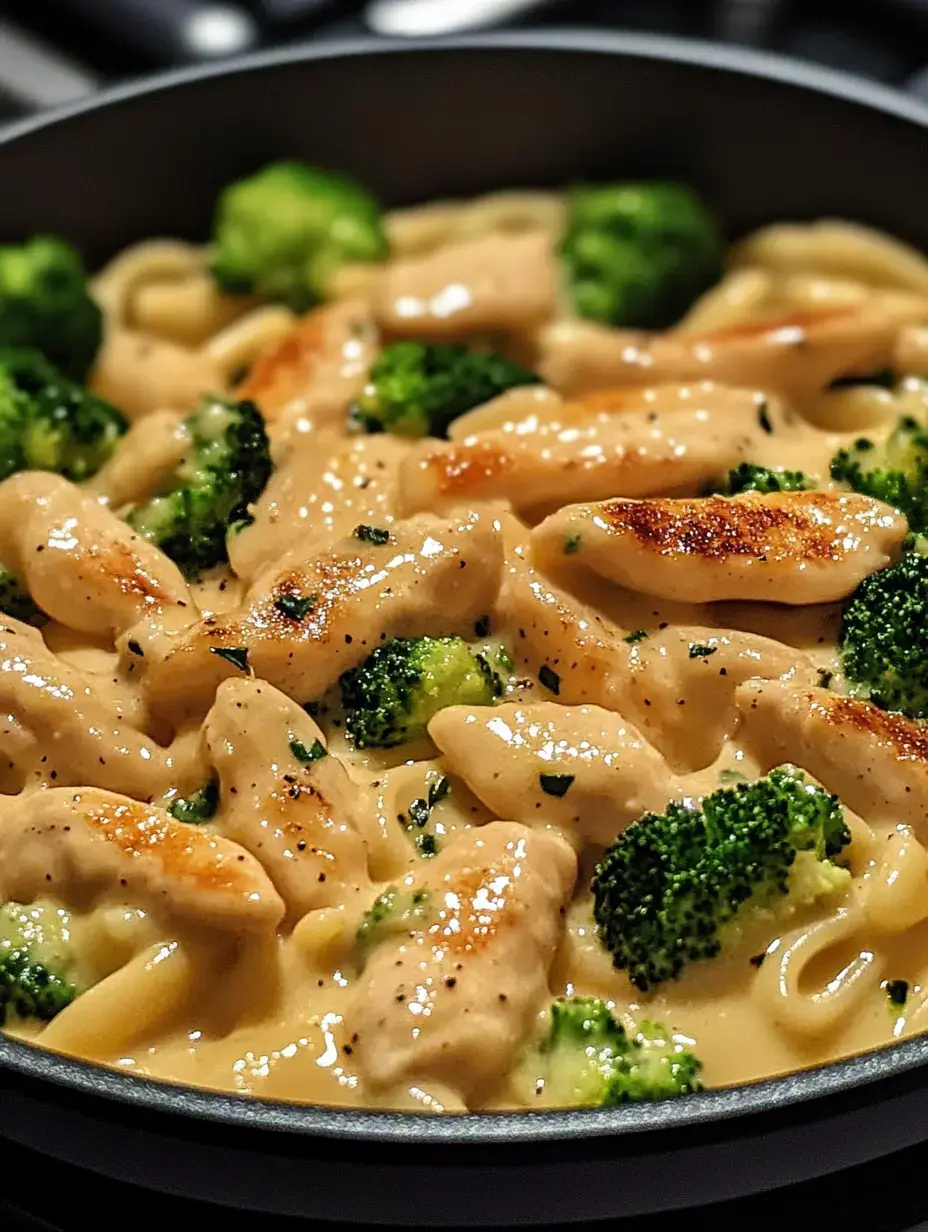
1;29;928;1224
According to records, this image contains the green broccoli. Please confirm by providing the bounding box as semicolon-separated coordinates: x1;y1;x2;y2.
168;778;219;823
339;636;504;749
840;549;928;718
535;997;703;1107
592;766;852;992
125;395;272;579
831;416;928;532
351;342;540;438
353;886;431;965
714;462;815;496
559;181;723;330
211;160;388;312
0;347;126;483
0;565;46;627
0;900;76;1026
0;236;101;381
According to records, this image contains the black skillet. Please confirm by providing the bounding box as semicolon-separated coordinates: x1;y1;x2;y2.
0;30;928;1225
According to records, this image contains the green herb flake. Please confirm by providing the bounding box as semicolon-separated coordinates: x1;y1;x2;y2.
168;778;219;824
538;664;561;695
623;629;648;644
428;775;450;808
127;639;144;657
496;646;515;674
885;979;909;1010
416;832;440;858
688;643;717;660
539;773;575;798
564;533;582;555
290;737;327;764
474;615;491;638
758;403;773;434
275;593;317;621
209;645;249;672
354;524;390;545
718;768;747;785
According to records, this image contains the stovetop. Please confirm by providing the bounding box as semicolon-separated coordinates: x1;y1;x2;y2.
1;0;928;1227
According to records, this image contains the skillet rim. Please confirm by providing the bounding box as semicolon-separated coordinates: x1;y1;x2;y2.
2;27;928;1146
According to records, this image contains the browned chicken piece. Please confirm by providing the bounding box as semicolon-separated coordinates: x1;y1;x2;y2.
229;431;408;583
204;678;371;919
0;787;285;932
376;231;559;339
398;392;764;518
428;702;679;846
532;492;907;606
736;680;928;834
0;618;199;798
537;299;922;400
0;472;192;638
145;510;504;721
234;299;378;423
352;822;576;1102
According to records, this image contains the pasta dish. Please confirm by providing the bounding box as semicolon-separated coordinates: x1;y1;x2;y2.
1;166;928;1114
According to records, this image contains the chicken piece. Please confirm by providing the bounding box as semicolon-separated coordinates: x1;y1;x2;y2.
235;299;378;424
352;822;576;1102
376;231;558;339
0;787;284;932
204;678;370;919
736;680;928;833
145;510;504;721
428;702;678;846
532;492;906;605
536;299;922;401
0;472;192;638
229;431;408;583
0;619;197;798
92;328;225;420
87;410;189;509
397;391;764;518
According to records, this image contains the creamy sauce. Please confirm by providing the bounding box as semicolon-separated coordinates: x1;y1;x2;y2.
2;205;928;1114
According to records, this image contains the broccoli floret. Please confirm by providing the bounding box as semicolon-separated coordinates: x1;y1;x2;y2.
125;395;272;579
559;181;723;330
211;161;388;312
840;550;928;718
339;636;504;749
0;900;76;1026
0;564;46;627
831;416;928;532
351;342;540;438
592;766;852;991
0;347;126;483
353;886;431;965
714;462;815;496
0;236;101;381
168;778;219;823
535;997;703;1107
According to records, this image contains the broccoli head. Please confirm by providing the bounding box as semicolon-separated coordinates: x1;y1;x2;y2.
0;236;101;381
353;886;431;966
0;900;76;1026
0;347;126;483
840;549;928;718
211;160;388;312
339;635;504;749
536;997;703;1107
714;462;815;496
831;416;928;532
559;181;723;330
592;766;852;991
351;342;540;438
0;565;46;627
125;395;272;579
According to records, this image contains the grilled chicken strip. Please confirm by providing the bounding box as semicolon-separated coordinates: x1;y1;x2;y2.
145;510;503;721
352;821;576;1102
428;702;679;846
204;678;370;919
736;680;928;834
532;492;907;605
398;390;765;518
0;787;284;932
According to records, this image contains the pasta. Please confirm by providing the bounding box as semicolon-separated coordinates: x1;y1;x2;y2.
3;171;928;1118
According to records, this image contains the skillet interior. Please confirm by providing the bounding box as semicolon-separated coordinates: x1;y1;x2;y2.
1;30;928;1222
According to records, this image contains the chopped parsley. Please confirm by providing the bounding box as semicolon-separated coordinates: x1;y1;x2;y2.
688;643;717;660
623;629;648;644
354;524;390;545
275;593;317;621
495;645;515;674
538;664;561;695
563;533;582;555
758;402;773;434
209;646;249;672
168;778;219;823
885;979;909;1010
401;774;450;859
127;639;144;657
718;768;747;784
290;737;327;764
816;668;834;689
539;773;574;798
